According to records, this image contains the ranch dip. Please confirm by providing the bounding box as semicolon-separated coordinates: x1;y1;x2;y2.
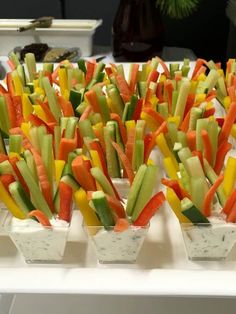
89;226;148;263
181;217;236;260
8;217;69;263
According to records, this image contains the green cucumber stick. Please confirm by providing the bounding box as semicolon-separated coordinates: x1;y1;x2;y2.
126;164;147;216
204;69;220;92
174;80;191;122
181;197;209;224
93;61;105;79
104;123;120;178
169;63;179;79
207;120;219;167
127;95;138;120
190;176;207;212
78;119;95;139
188;107;203;131
106;85;124;117
0;96;10;135
171;90;179;115
24;150;38;181
16;160;52;218
91;191;115;229
9;134;22;154
196;118;208;151
137;81;147;98
64;117;78;139
167;121;178;147
8;51;21;68
24;53;36;82
54;125;61;159
131;164;159;221
177;131;187;148
9;181;35;215
179;163;191;192
42;76;61;122
94;86;110;123
134;139;144;171
122;102;130;122
90;167;116;197
177;147;192;169
158;102;169;118
41;134;54;189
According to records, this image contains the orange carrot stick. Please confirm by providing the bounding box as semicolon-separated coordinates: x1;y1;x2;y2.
111;113;127;144
218;102;236;145
201;129;212;165
222;188;236;215
186;130;196;151
28;210;51;227
214;141;232;175
203;174;224;217
71;155;96;191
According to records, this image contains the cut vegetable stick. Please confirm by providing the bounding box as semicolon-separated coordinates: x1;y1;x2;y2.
28;210;51;227
186;130;196;151
156;133;179;171
142;107;165;126
201;129;212;165
203;174;224;217
115;73;132;103
163;157;179;180
223;157;236;197
129;63;139;94
111;113;127;144
133;191;165;226
57;95;74;117
0;174;15;192
105;194;126;218
219;102;236;145
114;218;129;232
90;167;116;197
54;160;65;185
166;187;191;223
174;80;191;122
72;155;96;191
58;135;77;162
4;94;16;128
226;200;236;223
214;141;232;175
58;181;73;223
222;188;236;215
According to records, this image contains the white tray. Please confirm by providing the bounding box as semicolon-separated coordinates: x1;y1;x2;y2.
0;19;102;57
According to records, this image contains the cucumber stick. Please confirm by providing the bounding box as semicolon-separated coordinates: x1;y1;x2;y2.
91;191;115;229
42;76;61;122
24;53;36;82
16;160;52;218
131;164;158;221
104;123;120;178
0;96;10;135
9;181;35;215
9;134;22;154
181;197;209;224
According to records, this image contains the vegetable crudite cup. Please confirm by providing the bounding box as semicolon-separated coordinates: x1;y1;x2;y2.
3;209;70;263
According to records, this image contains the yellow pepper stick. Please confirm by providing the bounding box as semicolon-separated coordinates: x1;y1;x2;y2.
32;105;47;122
58;67;68;96
163;157;179;180
12;73;23;96
8;152;21;159
35;87;45;96
0;181;25;219
54;160;66;185
74;188;101;226
224;96;231;110
166;187;191;223
33;79;39;89
156;133;179;171
90;150;103;190
223;156;236;197
22;93;33;120
140;112;158;132
21;122;31;139
195;93;206;103
231;124;236;139
167;116;180;128
197;73;206;81
125;120;135;132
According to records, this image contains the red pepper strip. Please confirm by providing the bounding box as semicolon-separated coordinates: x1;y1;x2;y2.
222;188;236;216
216;118;224;127
132;98;143;121
142;107;165;126
0;84;7;94
214;141;232;175
147;70;159;87
57;95;74;117
0;154;8;163
133;191;165;226
12;96;23;127
85;61;95;85
201;129;212;165
111;113;127;145
72;155;97;191
203;174;224;217
157;57;170;78
114;218;129;232
4;94;17;128
28;210;51;227
183;93;195;118
219;102;236;146
192;65;206;81
6;73;14;96
144;121;168;163
186;130;196;152
129;63;139;94
191;58;208;79
10;157;30;195
58;181;73;223
156;82;164;102
36;100;57;124
0;174;15;193
161;178;183;200
115;73;132;103
203;107;215;118
28;113;54;135
111;141;134;184
31;148;55;213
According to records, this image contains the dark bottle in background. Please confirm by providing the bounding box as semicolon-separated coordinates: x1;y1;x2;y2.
112;0;164;62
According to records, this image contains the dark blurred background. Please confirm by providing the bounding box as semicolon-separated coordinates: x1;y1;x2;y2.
0;0;231;63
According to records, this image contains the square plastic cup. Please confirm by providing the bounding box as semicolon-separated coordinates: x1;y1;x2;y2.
3;212;70;263
180;222;236;261
111;178;130;200
83;223;149;264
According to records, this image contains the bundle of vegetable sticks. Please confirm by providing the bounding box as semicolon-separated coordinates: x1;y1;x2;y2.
1;52;236;229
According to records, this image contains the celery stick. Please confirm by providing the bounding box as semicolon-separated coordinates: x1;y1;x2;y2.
41;134;54;188
190;176;207;211
169;63;179;79
174;80;191;122
185;156;205;179
43;63;54;74
173;142;182;162
171;90;179;115
177;131;187;148
54;125;61;159
177;147;192;169
134;139;144;171
93;61;105;79
60;117;69;134
207;120;219;167
9;135;22;154
24;53;36;82
126;95;138;120
37;126;47;155
126;164;147;216
137;81;147;98
167;122;178;147
17;64;27;86
90;113;102;125
75;101;87;117
104;123;120;178
90;167;116;197
8;51;20;67
131;164;158;221
204;69;220;92
158;102;169;118
0;160;14;175
179;162;191;192
0;129;7;154
106;85;124;117
64;117;78;139
16;160;52;218
94;87;110;123
0;96;10;135
122;102;130;122
42;76;61;122
29;127;40;151
78;119;95;139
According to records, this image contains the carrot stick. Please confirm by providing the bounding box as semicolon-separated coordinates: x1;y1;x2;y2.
142;107;165;126
105;194;126;219
186;130;196;151
114;218;129;232
115;73;132;103
85;61;95;84
147;70;159;87
226;200;236;223
28;210;51;227
85;89;101;114
37;100;57;124
72;155;96;191
157;57;170;78
203;174;224;217
129;63;139;94
222;188;236;215
201;129;212;165
214;141;232;175
57;95;74;117
164;80;173;111
218;101;236;145
58;135;77;162
111;113;127;144
111;141;134;184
